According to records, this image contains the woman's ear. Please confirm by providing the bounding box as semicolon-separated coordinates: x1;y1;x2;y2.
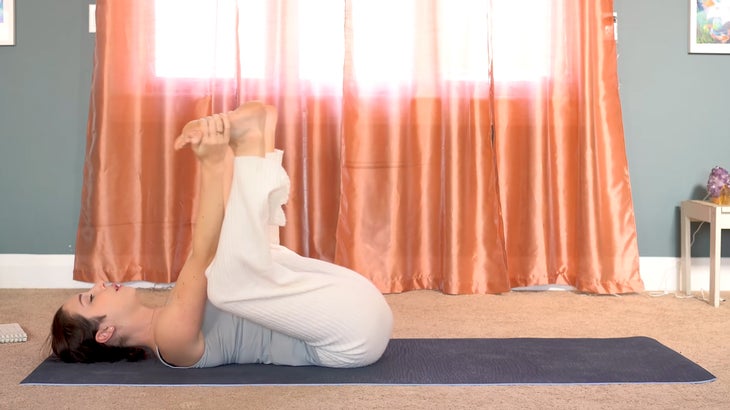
95;325;115;344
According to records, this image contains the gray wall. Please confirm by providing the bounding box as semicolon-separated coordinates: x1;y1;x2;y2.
0;0;92;254
0;0;727;257
616;0;730;256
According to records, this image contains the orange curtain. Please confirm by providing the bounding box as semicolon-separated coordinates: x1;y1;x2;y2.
74;0;643;295
493;1;641;293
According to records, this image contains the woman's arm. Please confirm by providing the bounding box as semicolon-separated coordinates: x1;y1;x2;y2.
154;114;231;366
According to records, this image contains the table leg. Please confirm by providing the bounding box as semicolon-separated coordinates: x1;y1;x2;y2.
680;205;692;295
709;213;721;307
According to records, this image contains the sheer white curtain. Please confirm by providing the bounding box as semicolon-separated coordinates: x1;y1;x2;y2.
154;0;550;86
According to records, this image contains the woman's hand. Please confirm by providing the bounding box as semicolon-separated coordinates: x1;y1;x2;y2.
175;114;231;166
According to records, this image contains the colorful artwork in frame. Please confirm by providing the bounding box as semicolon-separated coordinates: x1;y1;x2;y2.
690;0;730;53
0;0;14;46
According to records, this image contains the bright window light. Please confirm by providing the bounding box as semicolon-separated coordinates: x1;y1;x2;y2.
236;0;267;79
298;0;344;83
438;0;491;81
154;0;550;82
351;0;414;85
491;0;551;81
154;0;238;78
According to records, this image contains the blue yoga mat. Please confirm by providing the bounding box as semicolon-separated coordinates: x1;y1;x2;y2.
20;337;715;386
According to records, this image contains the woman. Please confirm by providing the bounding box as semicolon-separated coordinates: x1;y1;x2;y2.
50;102;393;368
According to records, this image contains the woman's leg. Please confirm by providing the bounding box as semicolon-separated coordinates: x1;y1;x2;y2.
263;104;282;245
205;104;392;368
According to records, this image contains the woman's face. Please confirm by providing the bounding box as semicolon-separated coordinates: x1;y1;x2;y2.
62;282;138;322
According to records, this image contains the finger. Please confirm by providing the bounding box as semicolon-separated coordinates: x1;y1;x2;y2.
177;131;203;149
174;133;196;150
205;115;217;141
214;114;226;139
215;114;225;134
222;112;231;138
206;114;221;141
173;134;187;150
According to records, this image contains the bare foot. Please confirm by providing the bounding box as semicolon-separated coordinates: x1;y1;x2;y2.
227;101;266;157
174;101;270;156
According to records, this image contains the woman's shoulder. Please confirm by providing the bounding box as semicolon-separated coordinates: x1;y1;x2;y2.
152;302;206;367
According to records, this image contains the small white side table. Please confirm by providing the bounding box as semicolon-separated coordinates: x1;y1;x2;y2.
680;200;730;307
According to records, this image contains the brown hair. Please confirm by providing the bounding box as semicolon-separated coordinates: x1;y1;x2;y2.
50;307;147;363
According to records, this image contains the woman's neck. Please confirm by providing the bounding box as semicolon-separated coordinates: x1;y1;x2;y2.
117;304;159;350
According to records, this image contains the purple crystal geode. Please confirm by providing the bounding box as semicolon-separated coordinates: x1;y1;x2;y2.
706;166;730;198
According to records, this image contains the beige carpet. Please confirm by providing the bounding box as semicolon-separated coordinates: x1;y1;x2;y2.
1;288;728;409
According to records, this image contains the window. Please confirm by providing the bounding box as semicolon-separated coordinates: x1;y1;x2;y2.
154;0;551;83
155;0;241;78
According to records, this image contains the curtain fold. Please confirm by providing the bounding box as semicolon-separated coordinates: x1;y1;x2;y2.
74;0;642;295
74;0;240;282
493;1;642;293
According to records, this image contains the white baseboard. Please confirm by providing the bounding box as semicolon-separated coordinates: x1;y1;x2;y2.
1;254;729;291
639;256;730;293
0;254;162;289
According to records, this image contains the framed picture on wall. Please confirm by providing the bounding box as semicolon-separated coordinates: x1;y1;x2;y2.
690;0;730;54
0;0;15;46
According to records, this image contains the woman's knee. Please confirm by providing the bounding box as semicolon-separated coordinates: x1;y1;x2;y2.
329;305;393;368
